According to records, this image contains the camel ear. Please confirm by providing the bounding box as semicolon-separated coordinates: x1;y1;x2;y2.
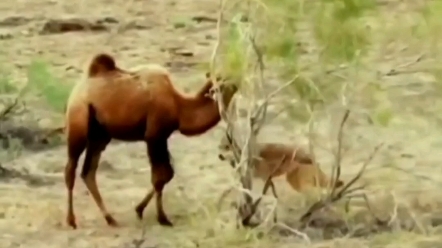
206;72;225;82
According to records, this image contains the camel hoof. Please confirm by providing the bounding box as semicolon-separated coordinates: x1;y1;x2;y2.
67;215;77;229
157;216;173;227
105;214;119;227
135;205;145;220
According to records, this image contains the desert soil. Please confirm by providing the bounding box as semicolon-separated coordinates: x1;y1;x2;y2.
1;0;442;248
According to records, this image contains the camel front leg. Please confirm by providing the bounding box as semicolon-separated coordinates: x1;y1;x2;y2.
136;138;174;226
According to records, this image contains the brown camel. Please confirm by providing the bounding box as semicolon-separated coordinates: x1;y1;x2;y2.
64;53;238;229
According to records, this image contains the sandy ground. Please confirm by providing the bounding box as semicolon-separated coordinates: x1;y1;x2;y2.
2;0;442;248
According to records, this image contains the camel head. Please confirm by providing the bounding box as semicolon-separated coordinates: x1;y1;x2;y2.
205;72;238;109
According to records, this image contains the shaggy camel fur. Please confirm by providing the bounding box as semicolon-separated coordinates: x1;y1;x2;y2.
64;53;238;229
218;136;344;197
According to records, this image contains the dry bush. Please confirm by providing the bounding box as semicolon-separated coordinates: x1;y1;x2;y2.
0;60;68;162
206;0;302;227
205;0;383;230
205;0;439;240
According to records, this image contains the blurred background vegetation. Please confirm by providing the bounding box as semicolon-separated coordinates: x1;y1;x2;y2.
218;0;442;133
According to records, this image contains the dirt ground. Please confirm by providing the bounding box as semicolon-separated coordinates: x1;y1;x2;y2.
2;0;442;248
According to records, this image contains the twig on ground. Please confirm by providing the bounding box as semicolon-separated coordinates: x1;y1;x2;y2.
131;221;148;248
383;53;425;76
388;192;398;226
274;222;311;244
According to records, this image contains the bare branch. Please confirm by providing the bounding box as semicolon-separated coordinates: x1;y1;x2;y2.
349;193;384;222
0;96;19;121
329;109;350;196
225;124;242;161
209;0;231;124
259;77;299;111
300;133;384;224
241;155;288;226
249;33;265;73
334;143;384;197
211;0;299;228
252;77;298;134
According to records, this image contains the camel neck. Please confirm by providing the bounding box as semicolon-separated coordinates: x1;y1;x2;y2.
176;81;221;136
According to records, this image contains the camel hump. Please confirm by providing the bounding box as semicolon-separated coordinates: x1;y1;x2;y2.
88;53;116;77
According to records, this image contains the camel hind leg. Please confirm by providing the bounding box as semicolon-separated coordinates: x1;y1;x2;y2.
136;137;174;226
65;104;90;229
80;103;116;226
65;132;86;229
80;137;115;226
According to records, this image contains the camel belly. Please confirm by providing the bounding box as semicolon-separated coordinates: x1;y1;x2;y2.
104;122;147;141
90;99;149;141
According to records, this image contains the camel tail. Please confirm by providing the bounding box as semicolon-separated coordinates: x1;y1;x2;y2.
87;103;105;139
87;53;117;77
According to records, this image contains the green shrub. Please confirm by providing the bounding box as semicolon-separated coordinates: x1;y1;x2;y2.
27;60;71;113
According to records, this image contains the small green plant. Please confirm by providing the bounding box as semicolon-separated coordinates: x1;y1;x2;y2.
27;59;71;113
172;16;194;29
0;67;30;121
219;14;249;82
0;70;17;94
